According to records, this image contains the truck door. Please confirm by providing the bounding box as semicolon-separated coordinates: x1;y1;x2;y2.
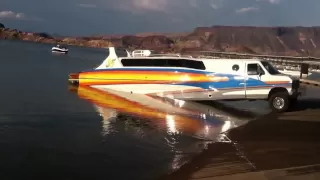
219;62;246;99
245;62;269;99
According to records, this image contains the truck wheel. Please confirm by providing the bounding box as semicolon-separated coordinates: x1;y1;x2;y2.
268;92;289;113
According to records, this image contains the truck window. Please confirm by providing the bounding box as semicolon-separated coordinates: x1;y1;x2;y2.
261;61;281;75
247;63;265;75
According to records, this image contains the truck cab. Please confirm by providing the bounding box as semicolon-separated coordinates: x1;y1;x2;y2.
203;58;301;112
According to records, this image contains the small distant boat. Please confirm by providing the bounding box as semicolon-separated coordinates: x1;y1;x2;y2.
51;44;68;54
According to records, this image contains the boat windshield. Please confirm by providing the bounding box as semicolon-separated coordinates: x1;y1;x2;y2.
115;48;129;57
93;49;110;69
261;61;281;75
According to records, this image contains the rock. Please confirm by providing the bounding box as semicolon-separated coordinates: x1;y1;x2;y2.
120;35;174;51
183;26;320;56
0;23;4;28
34;32;54;39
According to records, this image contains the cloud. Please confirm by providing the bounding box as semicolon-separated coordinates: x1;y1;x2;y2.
257;0;282;4
0;11;42;21
112;0;169;12
106;0;223;13
209;0;224;9
77;4;97;8
0;11;26;19
236;7;260;13
267;0;281;4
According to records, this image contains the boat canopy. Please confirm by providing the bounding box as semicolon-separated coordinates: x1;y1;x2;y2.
60;45;68;49
55;44;67;49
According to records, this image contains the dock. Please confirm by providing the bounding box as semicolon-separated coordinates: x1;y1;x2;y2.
185;51;320;63
300;79;320;86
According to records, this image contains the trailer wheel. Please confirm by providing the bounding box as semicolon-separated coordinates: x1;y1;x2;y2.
268;92;289;113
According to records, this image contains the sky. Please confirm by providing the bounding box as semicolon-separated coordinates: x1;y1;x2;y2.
0;0;319;36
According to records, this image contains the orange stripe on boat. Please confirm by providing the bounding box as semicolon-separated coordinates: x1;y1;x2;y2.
264;81;290;84
81;71;209;77
79;78;229;85
146;88;212;96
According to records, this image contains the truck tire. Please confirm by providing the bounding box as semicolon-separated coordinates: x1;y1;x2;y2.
268;92;289;113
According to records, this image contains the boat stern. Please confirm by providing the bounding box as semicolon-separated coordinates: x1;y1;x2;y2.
68;73;79;86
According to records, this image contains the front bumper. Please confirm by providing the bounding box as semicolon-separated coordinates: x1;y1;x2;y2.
290;79;306;97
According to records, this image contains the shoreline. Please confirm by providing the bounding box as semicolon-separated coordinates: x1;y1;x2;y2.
160;93;320;180
2;25;320;56
3;38;320;65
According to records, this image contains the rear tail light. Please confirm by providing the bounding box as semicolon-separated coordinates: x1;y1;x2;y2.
69;73;79;80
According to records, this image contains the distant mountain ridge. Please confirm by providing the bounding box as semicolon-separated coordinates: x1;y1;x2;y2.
1;23;320;56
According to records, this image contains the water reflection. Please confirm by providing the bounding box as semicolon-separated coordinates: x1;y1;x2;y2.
69;85;249;141
68;85;252;177
92;105;117;135
166;115;179;135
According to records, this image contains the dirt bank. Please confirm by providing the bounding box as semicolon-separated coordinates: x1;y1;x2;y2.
162;95;320;180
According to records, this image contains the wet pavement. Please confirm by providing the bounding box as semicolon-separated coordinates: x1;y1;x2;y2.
163;85;320;180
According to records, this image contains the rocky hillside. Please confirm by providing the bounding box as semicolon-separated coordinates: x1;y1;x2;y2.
186;26;320;56
1;23;320;56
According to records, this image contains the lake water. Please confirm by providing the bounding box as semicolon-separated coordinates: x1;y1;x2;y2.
0;40;245;180
1;40;319;180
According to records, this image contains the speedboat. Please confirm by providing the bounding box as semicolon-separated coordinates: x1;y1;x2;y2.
68;47;230;100
51;44;68;54
68;47;297;102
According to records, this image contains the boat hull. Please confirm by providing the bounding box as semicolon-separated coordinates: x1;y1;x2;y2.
69;68;235;100
51;47;68;53
68;68;293;101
